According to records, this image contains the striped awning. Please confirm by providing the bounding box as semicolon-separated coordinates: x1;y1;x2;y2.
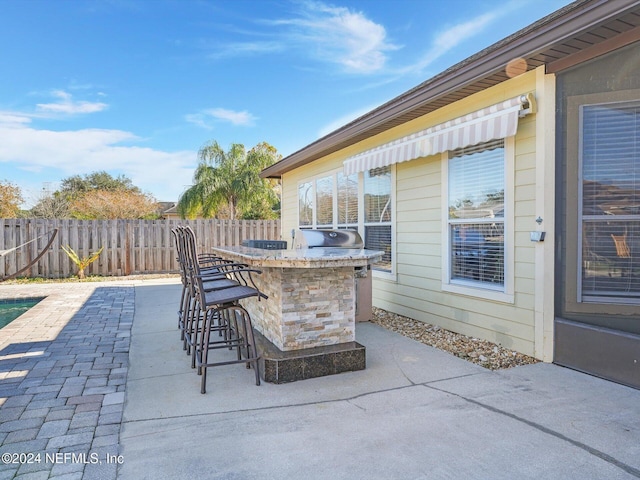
343;93;534;175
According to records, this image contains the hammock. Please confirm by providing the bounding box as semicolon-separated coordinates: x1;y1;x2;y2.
0;232;48;257
1;229;58;281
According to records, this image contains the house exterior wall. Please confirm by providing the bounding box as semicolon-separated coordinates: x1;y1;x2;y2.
281;67;554;359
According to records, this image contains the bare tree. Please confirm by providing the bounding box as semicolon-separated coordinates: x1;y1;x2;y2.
30;190;71;218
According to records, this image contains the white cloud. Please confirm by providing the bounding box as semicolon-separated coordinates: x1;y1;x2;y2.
207;108;256;125
313;4;515;137
207;41;285;60
210;1;397;74
184;113;211;130
0;112;32;126
0;87;198;202
0;123;196;202
273;1;398;74
36;90;108;115
185;107;257;129
400;2;522;76
418;12;497;70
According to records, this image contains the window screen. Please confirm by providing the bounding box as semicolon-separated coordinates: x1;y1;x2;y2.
580;101;640;299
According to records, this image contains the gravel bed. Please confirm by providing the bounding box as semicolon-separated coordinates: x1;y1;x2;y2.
370;307;539;370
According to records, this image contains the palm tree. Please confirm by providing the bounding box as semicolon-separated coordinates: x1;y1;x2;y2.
178;140;280;220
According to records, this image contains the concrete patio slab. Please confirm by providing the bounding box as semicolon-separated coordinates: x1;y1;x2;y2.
120;281;640;480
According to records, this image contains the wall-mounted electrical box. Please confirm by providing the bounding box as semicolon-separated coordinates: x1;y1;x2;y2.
530;231;545;242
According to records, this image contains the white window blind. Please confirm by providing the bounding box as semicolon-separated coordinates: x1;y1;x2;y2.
580;101;640;300
448;139;505;287
449;140;505;220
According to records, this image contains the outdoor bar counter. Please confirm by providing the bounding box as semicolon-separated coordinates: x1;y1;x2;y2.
211;245;383;383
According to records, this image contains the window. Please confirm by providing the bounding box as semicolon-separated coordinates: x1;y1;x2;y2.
579;101;640;301
315;176;334;227
447;139;506;290
298;182;313;227
297;167;394;274
337;172;358;228
364;166;392;272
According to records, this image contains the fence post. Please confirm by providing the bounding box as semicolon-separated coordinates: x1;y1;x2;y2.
124;221;132;276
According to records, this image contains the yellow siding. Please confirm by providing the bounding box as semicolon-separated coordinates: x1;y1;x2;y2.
281;68;551;358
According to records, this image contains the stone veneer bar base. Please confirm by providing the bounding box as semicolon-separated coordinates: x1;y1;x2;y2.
254;330;366;384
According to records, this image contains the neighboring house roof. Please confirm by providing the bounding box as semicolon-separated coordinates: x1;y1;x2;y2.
158;201;177;213
262;0;640;179
158;202;179;217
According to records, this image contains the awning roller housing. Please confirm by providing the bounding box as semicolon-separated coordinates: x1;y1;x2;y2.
343;93;534;175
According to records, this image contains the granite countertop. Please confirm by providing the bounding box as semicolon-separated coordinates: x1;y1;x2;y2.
211;245;384;268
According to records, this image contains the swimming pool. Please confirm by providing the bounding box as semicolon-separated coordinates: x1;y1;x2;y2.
0;298;44;329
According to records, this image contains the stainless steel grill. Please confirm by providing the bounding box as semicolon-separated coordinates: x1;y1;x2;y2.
295;229;373;322
294;229;364;249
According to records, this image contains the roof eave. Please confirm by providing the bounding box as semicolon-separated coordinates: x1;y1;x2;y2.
261;0;640;179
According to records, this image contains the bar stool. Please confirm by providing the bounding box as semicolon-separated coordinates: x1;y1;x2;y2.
177;227;267;393
172;226;238;344
171;227;189;335
178;226;247;354
192;279;266;393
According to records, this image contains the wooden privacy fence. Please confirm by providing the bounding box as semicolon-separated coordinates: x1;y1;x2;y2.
1;218;281;279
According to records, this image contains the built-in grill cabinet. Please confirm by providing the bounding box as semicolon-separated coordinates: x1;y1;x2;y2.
296;229;373;322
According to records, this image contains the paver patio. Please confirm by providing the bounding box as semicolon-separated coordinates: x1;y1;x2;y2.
0;281;136;480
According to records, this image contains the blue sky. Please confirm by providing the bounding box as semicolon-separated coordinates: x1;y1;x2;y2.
0;0;571;207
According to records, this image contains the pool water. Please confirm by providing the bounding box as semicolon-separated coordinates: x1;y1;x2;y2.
0;298;43;329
